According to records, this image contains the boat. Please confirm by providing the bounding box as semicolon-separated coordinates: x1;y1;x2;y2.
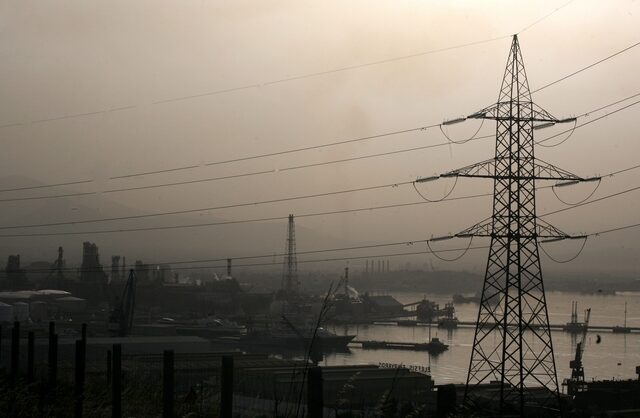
236;318;355;351
612;302;631;334
359;337;448;354
157;316;246;337
422;337;448;354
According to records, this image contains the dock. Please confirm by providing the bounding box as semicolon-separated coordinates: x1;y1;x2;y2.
370;320;640;333
351;339;448;353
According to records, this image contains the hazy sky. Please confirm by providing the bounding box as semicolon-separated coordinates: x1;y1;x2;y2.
1;1;639;275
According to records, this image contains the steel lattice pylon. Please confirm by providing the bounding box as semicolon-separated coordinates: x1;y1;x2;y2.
437;35;589;416
282;213;299;296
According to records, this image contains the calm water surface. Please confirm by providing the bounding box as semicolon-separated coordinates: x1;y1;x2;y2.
325;291;640;386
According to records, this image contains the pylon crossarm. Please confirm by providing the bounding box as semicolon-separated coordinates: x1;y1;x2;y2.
537;219;571;239
441;157;588;181
455;217;493;238
467;101;559;123
452;218;575;239
534;158;583;181
441;158;496;178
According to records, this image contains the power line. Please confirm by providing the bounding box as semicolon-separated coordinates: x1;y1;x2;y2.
540;184;640;217
3;164;640;237
536;98;640;145
112;89;640;180
152;37;511;106
0;1;595;133
109;124;439;179
0;180;414;229
0;1;597;131
3;89;638;199
103;169;275;193
5;218;640;276
0;135;468;203
0;244;493;276
518;0;575;34
2;238;439;274
531;40;640;94
0;179;94;194
592;221;640;237
2;159;639;232
0;191;98;203
0;35;509;131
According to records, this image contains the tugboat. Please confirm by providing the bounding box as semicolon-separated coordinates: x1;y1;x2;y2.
421;337;448;354
423;322;448;354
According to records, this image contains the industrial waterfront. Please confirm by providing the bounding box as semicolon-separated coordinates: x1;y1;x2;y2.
326;291;640;384
3;1;640;416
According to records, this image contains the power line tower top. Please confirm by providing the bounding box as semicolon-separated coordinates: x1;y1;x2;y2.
282;214;299;297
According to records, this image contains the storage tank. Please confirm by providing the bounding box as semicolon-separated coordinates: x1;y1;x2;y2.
35;289;71;302
0;302;13;322
13;302;30;321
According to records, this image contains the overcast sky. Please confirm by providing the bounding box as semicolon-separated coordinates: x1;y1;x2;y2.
1;0;639;275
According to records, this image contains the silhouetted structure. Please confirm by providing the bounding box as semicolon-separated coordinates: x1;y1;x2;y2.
80;242;107;283
432;35;595;415
111;256;121;282
4;255;31;290
281;214;299;298
108;269;136;337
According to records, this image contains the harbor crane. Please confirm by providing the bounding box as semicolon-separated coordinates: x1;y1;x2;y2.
565;308;591;396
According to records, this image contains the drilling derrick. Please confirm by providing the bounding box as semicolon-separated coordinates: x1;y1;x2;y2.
422;35;595;416
282;214;299;297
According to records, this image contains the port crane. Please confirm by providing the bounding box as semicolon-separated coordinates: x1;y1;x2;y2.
108;269;136;337
565;307;591;396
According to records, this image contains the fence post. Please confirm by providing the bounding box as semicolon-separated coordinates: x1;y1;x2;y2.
107;350;112;385
163;350;174;418
220;355;234;418
10;321;20;386
307;366;324;418
27;331;35;383
75;340;86;418
112;344;122;418
48;321;57;389
436;384;457;418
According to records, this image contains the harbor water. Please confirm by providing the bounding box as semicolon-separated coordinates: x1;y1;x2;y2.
325;291;640;386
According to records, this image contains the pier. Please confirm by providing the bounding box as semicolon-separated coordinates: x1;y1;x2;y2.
351;339;448;353
368;320;640;333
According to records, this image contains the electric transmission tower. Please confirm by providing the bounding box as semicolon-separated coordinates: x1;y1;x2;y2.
282;214;299;297
422;35;597;416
